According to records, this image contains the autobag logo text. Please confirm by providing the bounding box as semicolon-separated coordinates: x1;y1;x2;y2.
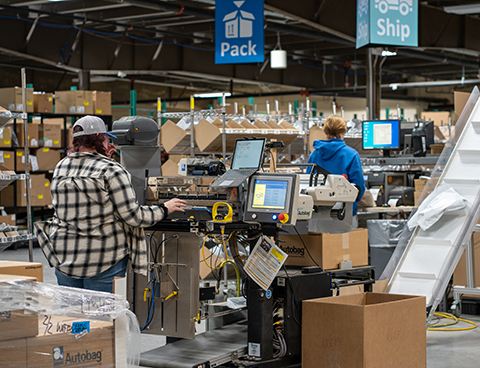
53;346;103;366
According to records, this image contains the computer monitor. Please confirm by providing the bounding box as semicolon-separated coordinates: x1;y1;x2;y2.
400;120;434;151
244;173;299;225
362;119;401;157
231;138;266;170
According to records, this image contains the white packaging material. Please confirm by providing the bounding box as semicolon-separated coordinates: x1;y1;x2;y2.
226;296;247;309
407;183;467;231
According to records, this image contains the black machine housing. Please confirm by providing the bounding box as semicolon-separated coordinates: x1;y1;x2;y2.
110;116;159;146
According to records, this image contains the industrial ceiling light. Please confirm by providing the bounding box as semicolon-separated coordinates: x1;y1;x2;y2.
193;92;232;98
381;49;397;57
270;32;287;69
444;4;480;15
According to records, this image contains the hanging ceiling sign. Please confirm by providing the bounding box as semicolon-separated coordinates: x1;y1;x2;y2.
215;0;264;64
356;0;418;48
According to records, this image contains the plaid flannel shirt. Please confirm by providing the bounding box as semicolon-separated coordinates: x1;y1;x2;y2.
34;152;164;278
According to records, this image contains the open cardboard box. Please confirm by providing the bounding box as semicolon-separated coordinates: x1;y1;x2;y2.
303;292;426;368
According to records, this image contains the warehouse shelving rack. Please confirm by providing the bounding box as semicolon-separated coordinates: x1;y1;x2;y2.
0;69;35;258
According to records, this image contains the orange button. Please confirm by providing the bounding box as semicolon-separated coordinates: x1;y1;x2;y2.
279;213;289;223
278;213;285;221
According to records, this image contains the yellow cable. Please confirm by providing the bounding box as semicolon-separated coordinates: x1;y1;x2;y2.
219;259;241;297
201;231;232;270
428;312;477;331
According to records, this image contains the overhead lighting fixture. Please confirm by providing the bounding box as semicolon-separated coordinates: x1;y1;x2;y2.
270;32;287;69
381;50;397;57
193;92;232;98
444;4;480;15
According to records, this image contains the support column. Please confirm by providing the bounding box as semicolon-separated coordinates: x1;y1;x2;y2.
78;70;90;90
366;48;382;120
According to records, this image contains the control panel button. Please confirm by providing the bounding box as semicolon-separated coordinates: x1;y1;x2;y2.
271;214;278;221
252;213;257;219
279;213;289;223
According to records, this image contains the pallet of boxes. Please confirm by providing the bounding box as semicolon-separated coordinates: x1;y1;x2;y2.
0;274;140;367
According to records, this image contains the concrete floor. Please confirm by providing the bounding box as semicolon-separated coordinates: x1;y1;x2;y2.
2;246;480;367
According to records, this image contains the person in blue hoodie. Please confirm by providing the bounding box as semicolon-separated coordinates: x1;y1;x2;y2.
307;115;365;227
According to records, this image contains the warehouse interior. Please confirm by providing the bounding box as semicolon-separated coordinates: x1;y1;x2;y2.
2;1;480;367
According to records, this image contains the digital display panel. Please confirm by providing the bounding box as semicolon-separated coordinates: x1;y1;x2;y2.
231;139;265;169
362;120;400;150
251;179;288;210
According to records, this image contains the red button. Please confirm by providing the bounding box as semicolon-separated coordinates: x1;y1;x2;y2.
278;213;285;221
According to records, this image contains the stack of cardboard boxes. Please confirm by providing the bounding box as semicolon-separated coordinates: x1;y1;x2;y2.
0;263;131;368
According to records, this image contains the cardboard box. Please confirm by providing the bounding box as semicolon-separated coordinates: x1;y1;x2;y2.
93;91;111;115
0;150;14;170
0;87;34;112
302;293;426;368
160;119;190;154
279;229;368;269
27;316;115;368
15;122;40;148
430;143;444;154
1;174;51;207
34;93;54;113
0;214;16;226
0;261;43;282
414;179;428;192
75;90;94;115
199;247;238;280
0;337;27;368
0;310;39;341
454;91;471;125
34;148;61;171
55;90;76;114
40;119;63;148
0;124;12;147
420;111;450;127
453;232;480;298
11;150;33;172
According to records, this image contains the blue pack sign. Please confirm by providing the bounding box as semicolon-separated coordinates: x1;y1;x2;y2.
215;0;264;64
356;0;418;48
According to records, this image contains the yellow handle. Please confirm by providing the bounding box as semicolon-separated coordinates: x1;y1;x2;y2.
144;288;150;302
190;96;195;110
165;291;178;301
212;202;233;222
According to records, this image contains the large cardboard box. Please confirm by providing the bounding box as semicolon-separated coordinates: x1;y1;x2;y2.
0;337;27;368
454;91;471;125
40;119;63;148
55;90;76;114
93;91;112;115
0;124;12;147
34;93;54;113
15;122;40;148
13;150;33;172
420;111;450;127
34;148;61;171
0;150;14;170
27;315;115;368
1;173;51;207
0;213;16;226
0;310;39;341
279;229;368;269
75;90;94;115
0;261;43;282
0;87;34;112
302;293;426;368
414;178;428;192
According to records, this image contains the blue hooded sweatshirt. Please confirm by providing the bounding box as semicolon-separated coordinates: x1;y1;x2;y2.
307;138;365;216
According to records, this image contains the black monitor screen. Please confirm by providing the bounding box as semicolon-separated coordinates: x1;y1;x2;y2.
362;120;401;150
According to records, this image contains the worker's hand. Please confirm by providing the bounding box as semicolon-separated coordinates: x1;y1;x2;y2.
106;143;117;158
164;198;187;213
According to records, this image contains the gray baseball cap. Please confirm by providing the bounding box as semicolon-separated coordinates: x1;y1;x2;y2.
72;115;117;138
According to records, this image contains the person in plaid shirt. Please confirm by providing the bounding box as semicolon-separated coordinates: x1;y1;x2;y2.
35;115;186;293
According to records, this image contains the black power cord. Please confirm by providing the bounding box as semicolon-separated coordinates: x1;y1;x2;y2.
293;226;323;271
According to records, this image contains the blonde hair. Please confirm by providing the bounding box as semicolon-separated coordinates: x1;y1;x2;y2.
323;115;347;139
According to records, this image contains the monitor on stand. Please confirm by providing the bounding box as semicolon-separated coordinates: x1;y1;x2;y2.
362;119;401;157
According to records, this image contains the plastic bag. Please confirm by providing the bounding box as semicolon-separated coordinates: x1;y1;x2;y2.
407;183;467;231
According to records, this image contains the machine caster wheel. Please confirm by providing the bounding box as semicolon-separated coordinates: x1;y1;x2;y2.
451;300;462;317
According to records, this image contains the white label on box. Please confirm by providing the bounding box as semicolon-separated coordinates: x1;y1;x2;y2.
0;129;3;139
77;106;85;114
16;103;23;111
248;342;261;357
69;106;76;114
0;151;3;163
343;254;351;261
21;156;25;163
45;139;53;147
30;156;39;172
31;138;38;147
342;233;349;249
8;103;14;111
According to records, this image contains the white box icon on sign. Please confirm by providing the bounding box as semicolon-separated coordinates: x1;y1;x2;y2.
224;1;255;39
375;0;413;16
